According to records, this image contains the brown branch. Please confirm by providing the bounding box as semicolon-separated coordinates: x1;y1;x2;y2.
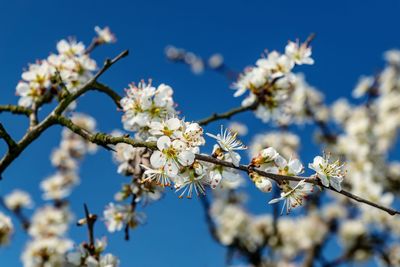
55;115;156;150
51;116;400;216
0;105;32;116
92;81;122;109
82;203;97;256
0;123;17;150
0;48;397;218
124;193;137;241
92;50;129;81
194;154;400;216
198;102;258;126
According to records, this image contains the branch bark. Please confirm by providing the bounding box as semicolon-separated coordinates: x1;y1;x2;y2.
0;105;32;116
53;116;400;216
0;123;17;150
198;102;258;126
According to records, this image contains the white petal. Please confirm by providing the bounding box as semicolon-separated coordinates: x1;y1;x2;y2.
165;161;179;176
268;197;283;204
150;151;166;168
157;136;171;150
16;82;30;95
319;174;330;187
330;177;342;191
289;159;303;175
274;155;287;168
166;118;181;130
229;151;241;167
178;151;195;166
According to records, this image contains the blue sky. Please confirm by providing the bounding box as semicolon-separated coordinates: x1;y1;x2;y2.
0;0;399;266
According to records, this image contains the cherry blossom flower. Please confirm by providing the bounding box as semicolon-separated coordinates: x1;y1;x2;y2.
16;82;42;107
206;126;247;167
120;81;176;135
150;136;195;176
4;190;33;210
149;117;182;139
95;26;116;44
141;164;172;187
268;180;313;214
56;39;85;57
308;154;345;191
285;40;314;65
22;237;72;267
103;203;131;232
174;164;208;198
103;203;145;233
265;155;304;176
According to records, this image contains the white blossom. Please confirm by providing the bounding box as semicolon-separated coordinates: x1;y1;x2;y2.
285;40;314;65
206;126;247;167
269;180;313;214
4;190;33;210
308;154;345;191
94;26;116;44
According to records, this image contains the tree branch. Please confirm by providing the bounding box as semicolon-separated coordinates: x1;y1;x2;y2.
0;105;32;116
92;81;122;109
124;193;137;241
0;50;129;176
51;117;400;216
198;102;258;126
82;203;97;256
0;123;17;150
55;115;156;150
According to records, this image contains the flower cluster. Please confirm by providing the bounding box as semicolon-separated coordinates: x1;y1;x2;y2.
232;39;327;125
22;205;73;267
15;26;116;108
251;147;342;213
148;119;207;198
16;42;93;108
120;81;176;139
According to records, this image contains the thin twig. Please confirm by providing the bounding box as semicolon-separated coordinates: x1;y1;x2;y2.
92;50;129;81
83;203;97;256
92;81;122;109
85;38;101;54
198;102;258;126
124;193;137;241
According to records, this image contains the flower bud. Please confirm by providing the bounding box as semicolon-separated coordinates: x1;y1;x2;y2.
255;177;273;193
